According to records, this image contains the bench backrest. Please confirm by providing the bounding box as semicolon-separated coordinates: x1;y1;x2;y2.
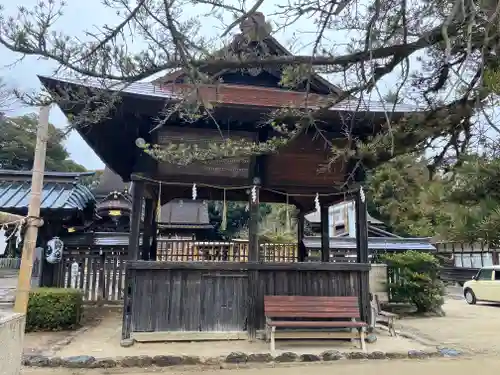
264;295;360;319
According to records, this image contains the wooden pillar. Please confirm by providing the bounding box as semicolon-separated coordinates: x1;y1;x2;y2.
354;187;370;324
247;179;261;341
355;188;369;263
149;198;158;261
128;180;144;261
297;210;306;262
123;180;144;342
248;185;260;262
320;204;330;262
141;198;154;261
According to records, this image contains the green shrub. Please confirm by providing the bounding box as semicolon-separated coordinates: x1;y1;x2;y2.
381;251;445;313
26;288;83;332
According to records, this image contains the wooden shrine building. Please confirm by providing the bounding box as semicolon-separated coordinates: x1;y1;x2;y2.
89;167;214;238
39;13;420;343
0;170;95;286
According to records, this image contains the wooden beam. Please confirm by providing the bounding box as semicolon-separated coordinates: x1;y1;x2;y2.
0;211;25;225
355;188;369;263
354;187;370;325
320;204;330;262
128;180;145;261
149;197;158;261
132;331;246;342
141;198;154;261
248;186;260;262
127;260;370;272
297;210;306;262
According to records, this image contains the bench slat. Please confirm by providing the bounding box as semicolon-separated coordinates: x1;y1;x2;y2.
265;308;360;314
264;296;358;302
264;300;359;306
268;320;367;328
265;304;359;310
264;296;362;319
265;307;359;312
266;312;360;318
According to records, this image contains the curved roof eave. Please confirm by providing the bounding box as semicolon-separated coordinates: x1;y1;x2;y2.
38;75;423;114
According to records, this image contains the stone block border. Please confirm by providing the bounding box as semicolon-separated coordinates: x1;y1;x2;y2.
22;348;463;369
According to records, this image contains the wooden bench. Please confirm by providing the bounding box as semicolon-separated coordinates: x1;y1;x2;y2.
264;296;367;352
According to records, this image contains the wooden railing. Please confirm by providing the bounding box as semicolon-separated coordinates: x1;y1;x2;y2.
0;258;21;269
157;239;298;263
51;239;369;302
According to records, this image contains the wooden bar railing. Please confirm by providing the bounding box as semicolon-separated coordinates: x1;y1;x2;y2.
156;239;299;262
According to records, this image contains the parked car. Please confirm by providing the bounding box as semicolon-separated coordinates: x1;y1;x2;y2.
463;265;500;304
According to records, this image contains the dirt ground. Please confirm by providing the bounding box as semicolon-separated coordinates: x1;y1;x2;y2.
51;308;428;358
20;356;495;375
396;298;500;354
16;295;500;359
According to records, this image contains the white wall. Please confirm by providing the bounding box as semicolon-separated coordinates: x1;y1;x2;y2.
0;313;25;375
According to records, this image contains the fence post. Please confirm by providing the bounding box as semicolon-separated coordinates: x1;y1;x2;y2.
99;249;106;305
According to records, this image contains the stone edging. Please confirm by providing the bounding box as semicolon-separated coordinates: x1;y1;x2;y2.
45;325;93;356
376;325;438;347
40;316;103;356
22;348;463;369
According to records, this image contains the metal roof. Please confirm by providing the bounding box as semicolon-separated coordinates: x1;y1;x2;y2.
38;75;423;114
330;224;401;238
303;236;436;251
0;179;95;211
0;170;95;179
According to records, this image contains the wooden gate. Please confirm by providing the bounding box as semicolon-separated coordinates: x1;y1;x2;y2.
53;246;127;302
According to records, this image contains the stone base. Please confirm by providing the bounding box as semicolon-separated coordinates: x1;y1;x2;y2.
0;312;26;375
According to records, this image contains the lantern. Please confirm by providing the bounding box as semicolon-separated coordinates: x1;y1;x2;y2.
46;237;64;264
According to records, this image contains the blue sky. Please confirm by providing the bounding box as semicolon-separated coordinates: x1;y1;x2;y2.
0;0;118;170
0;0;400;171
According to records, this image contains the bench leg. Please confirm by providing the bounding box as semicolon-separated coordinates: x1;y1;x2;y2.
359;328;367;353
388;318;397;337
350;318;357;343
370;307;377;331
270;326;276;352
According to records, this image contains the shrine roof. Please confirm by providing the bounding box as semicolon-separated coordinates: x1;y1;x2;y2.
158;199;211;227
0;170;95;212
93;167;211;228
93;167;129;199
303;236;436;252
39;75;421;114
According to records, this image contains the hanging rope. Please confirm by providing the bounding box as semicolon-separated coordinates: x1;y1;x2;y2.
132;173;359;198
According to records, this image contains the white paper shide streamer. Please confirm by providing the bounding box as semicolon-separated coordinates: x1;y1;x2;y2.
251;185;257;203
314;193;320;213
192;183;197;200
359;187;365;203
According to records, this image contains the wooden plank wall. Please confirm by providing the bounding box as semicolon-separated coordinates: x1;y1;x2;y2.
124;262;370;338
